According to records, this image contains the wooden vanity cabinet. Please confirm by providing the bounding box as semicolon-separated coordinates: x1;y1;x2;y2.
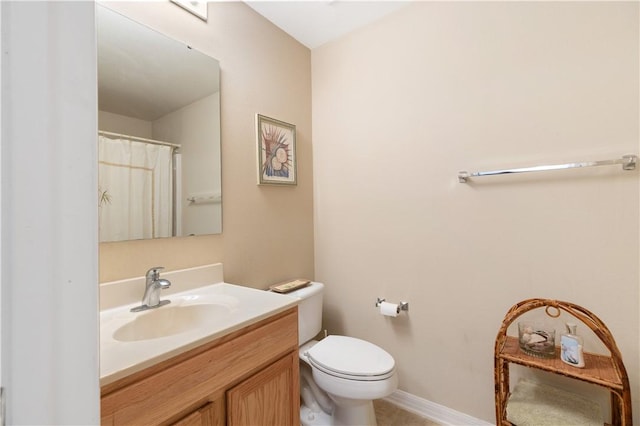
227;351;298;426
172;400;225;426
101;307;300;426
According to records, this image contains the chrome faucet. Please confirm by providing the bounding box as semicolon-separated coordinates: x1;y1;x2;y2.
131;267;172;312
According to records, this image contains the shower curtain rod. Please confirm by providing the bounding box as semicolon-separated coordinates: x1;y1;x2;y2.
98;130;181;149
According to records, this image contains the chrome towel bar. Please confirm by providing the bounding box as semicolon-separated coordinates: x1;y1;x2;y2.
458;154;637;183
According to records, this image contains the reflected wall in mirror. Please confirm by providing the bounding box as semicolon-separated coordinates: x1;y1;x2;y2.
97;5;222;243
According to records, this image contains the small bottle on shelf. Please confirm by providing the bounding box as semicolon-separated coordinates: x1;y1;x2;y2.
560;322;585;368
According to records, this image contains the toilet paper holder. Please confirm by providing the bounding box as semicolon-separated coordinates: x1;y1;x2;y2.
375;298;409;314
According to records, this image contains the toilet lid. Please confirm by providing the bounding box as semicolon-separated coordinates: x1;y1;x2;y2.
306;335;395;380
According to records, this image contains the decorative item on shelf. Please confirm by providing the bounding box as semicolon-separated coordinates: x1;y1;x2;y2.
560;322;585;368
269;279;310;294
507;379;603;426
256;114;297;186
518;322;556;358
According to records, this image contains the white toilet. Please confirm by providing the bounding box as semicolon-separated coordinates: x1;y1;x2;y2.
287;282;398;426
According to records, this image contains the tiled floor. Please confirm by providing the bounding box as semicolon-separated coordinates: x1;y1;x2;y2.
374;399;440;426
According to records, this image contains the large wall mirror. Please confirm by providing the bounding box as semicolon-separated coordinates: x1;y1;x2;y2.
97;5;222;243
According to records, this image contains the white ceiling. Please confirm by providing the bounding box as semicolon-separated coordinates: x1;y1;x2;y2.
244;1;411;49
97;1;409;122
98;5;220;121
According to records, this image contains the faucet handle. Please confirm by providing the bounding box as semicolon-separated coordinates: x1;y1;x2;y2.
146;266;165;281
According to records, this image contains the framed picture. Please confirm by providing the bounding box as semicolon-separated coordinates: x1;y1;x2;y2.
170;0;208;22
256;114;297;185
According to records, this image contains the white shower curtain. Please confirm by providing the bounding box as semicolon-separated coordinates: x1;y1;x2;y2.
98;135;173;242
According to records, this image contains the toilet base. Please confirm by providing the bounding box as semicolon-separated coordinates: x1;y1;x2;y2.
300;404;333;426
300;399;377;426
332;398;377;426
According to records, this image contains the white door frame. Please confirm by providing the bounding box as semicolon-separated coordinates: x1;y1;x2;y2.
1;2;99;424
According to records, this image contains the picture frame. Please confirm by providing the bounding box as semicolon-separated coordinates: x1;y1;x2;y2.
170;0;208;22
256;114;297;185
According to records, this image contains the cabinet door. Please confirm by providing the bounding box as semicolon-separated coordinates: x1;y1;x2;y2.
172;400;225;426
227;352;299;426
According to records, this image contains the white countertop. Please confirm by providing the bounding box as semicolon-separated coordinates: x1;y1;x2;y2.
100;282;298;386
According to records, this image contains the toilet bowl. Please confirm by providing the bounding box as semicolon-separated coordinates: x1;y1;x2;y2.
285;282;398;426
300;336;398;426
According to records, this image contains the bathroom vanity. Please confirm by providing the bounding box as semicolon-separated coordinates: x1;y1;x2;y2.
101;307;299;425
100;265;300;425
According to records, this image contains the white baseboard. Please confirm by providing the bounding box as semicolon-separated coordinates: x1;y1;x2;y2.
384;390;493;426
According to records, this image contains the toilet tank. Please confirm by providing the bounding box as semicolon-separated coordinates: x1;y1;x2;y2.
286;282;323;345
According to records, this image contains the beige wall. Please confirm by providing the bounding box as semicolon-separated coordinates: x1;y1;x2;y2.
153;92;222;235
312;2;639;422
99;110;152;138
99;2;314;288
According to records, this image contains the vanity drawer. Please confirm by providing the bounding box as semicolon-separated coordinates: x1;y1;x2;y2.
101;308;298;425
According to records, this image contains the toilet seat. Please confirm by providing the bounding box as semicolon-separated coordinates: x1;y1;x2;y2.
305;335;395;381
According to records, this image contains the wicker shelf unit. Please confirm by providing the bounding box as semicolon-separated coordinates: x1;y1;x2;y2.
494;299;632;425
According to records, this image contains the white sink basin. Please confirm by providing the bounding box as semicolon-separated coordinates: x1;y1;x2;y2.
100;282;298;386
113;303;235;342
